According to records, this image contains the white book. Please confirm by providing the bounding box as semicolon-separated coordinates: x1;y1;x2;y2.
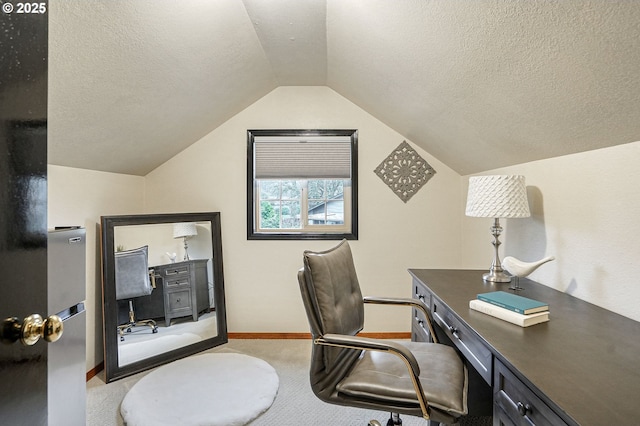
469;299;549;327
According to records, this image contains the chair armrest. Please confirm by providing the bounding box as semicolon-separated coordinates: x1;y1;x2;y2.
363;296;439;343
318;333;420;377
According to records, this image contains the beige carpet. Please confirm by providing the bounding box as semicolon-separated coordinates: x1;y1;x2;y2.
87;339;489;425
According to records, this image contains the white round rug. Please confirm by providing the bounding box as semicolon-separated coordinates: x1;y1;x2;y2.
121;353;279;426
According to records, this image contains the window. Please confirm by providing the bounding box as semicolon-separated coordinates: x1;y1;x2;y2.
247;129;358;240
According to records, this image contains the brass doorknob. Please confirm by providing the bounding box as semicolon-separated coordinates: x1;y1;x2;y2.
1;314;64;346
21;314;64;345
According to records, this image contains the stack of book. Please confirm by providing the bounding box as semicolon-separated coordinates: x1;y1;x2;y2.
469;291;549;327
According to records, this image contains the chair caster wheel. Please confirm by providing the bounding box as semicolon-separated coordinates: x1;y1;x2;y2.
152;327;158;333
120;336;124;342
386;413;402;425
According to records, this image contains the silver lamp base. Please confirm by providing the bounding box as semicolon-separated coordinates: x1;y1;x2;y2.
182;236;190;261
482;218;512;283
483;270;512;283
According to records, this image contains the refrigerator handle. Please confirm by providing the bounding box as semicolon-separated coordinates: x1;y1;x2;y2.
57;302;86;322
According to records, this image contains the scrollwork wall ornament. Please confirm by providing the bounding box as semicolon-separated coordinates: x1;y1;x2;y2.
374;140;436;203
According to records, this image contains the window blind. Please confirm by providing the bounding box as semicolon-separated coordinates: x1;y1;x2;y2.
254;136;352;179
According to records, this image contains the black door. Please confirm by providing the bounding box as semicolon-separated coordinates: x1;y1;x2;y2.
0;3;49;424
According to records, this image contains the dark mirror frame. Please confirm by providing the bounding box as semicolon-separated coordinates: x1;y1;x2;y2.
100;212;227;382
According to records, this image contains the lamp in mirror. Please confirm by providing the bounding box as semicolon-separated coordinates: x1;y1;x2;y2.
173;222;197;260
465;175;530;283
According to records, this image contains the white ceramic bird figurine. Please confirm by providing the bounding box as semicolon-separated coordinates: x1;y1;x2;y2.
502;255;555;278
166;252;177;263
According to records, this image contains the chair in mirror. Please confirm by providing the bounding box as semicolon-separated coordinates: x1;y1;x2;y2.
115;245;158;341
101;212;227;382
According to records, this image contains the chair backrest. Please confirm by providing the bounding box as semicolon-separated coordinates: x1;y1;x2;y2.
115;245;152;300
298;240;365;401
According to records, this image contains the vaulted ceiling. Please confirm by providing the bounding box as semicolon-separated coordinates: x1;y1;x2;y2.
48;1;640;176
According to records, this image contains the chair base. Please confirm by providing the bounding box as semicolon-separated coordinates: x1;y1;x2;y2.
368;412;402;426
370;413;464;426
386;413;402;425
118;319;158;341
118;299;158;341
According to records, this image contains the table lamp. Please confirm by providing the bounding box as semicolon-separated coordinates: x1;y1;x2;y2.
465;175;530;283
173;223;197;260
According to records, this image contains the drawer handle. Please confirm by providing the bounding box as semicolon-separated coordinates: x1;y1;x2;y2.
433;311;459;338
517;402;531;417
447;323;460;339
417;293;425;302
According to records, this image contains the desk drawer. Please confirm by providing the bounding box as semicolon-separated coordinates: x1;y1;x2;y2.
412;279;435;342
412;307;431;342
166;277;189;288
413;281;432;307
166;289;192;314
432;297;493;384
494;359;568;426
162;264;190;277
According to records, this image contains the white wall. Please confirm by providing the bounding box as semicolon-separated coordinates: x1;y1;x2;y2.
144;86;463;333
48;88;640;374
462;141;640;322
48;165;145;371
113;222;212;267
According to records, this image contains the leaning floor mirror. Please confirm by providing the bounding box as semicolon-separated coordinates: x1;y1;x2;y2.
100;212;227;382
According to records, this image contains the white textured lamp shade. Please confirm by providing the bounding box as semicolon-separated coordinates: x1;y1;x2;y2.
465;175;530;218
173;223;197;239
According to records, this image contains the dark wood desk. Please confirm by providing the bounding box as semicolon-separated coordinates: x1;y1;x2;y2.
409;269;640;425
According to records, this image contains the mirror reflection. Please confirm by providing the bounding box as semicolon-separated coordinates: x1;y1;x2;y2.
101;213;227;382
114;221;217;366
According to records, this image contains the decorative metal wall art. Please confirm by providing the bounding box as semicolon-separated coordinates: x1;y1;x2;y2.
374;141;436;203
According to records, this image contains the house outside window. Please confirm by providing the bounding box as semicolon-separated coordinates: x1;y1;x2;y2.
247;129;358;240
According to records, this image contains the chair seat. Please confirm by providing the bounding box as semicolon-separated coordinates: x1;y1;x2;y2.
337;341;467;417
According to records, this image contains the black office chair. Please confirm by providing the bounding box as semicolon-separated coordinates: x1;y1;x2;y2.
298;240;468;425
115;245;158;341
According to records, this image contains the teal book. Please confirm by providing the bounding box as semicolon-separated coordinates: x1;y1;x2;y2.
477;291;548;315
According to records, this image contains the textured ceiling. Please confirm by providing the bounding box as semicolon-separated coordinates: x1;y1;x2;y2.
48;1;640;176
